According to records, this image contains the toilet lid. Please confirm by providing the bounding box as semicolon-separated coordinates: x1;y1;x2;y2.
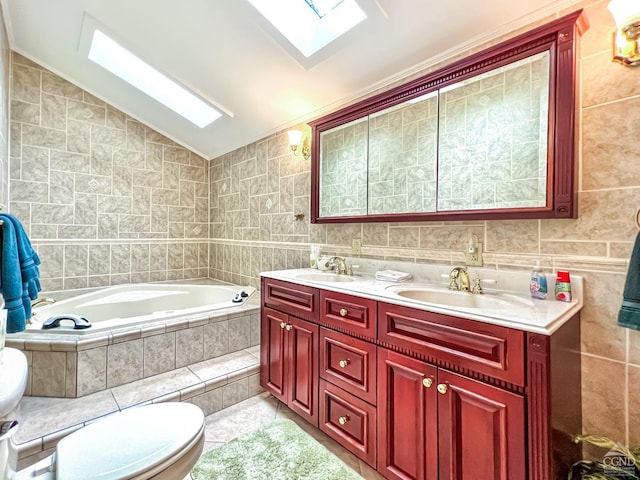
56;402;204;480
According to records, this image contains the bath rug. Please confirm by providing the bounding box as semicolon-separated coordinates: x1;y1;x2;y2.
190;418;364;480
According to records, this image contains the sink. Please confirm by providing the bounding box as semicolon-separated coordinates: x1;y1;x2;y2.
0;348;28;418
387;286;534;310
294;273;357;283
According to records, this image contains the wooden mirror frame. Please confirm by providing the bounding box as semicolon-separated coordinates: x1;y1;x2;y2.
309;10;588;224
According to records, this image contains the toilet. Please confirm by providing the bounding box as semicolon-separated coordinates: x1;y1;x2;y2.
0;349;206;480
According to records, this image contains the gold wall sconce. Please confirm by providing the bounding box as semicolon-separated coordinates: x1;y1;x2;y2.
608;0;640;66
288;129;311;161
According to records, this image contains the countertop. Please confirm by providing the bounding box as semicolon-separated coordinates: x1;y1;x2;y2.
260;266;583;335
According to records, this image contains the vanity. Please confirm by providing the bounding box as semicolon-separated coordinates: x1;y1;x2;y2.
259;265;583;480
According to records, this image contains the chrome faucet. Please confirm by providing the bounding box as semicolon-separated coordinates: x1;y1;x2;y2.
448;267;470;292
31;297;56;308
329;256;351;275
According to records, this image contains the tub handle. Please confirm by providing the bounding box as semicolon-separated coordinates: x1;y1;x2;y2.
42;314;92;330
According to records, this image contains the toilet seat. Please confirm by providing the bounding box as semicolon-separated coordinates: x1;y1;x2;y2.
55;402;205;480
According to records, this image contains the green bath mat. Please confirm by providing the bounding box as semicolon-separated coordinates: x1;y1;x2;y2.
191;418;364;480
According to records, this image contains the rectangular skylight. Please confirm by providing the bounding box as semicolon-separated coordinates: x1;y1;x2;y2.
88;29;221;128
248;0;366;58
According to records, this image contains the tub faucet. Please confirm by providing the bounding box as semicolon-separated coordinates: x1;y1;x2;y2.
329;256;351;275
448;267;470;292
31;298;56;308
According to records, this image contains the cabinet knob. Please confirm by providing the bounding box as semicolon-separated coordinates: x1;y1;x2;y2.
338;415;349;425
339;360;350;368
339;308;348;317
437;383;448;394
280;322;287;329
285;324;292;331
422;378;433;388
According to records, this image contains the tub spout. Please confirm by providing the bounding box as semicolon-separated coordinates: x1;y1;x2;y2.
31;298;56;308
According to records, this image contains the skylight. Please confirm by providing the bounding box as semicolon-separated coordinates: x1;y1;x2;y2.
248;0;366;58
88;30;222;128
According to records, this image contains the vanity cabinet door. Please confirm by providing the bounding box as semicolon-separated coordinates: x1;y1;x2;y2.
260;307;319;426
260;307;288;402
377;348;438;480
437;370;525;480
287;315;319;426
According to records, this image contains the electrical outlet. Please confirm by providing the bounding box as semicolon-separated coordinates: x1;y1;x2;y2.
465;242;483;267
352;238;362;256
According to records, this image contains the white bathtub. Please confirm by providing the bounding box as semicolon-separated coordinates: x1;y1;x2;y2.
27;283;256;334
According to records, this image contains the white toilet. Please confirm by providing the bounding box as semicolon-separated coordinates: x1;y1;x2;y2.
0;348;206;480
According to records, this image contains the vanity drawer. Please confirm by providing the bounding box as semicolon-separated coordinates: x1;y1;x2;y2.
261;277;318;322
320;328;377;405
320;290;376;339
378;302;525;386
319;379;377;468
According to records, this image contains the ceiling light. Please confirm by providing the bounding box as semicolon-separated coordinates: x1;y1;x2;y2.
88;29;222;127
248;0;366;57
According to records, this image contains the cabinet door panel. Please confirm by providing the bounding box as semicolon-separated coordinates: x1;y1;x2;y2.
378;348;438;480
260;307;287;402
437;370;525;480
287;316;319;426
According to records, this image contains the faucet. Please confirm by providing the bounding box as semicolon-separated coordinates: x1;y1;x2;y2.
448;267;470;292
329;256;351;275
31;298;56;308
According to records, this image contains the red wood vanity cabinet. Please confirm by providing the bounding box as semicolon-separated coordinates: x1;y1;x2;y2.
261;278;320;426
260;277;582;479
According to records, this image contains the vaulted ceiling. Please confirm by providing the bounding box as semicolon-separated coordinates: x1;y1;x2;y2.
2;0;585;159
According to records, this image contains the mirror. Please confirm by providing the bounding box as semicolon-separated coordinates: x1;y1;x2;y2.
310;10;588;223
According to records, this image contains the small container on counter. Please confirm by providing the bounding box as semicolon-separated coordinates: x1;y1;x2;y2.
555;271;572;302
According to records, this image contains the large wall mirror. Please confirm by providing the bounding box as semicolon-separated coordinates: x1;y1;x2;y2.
309;10;588;223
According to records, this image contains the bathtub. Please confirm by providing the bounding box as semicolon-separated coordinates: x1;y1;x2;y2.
27;283;257;335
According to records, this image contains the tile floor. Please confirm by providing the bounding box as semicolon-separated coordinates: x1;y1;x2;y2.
199;392;385;480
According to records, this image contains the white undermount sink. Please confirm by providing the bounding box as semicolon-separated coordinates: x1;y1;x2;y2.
293;272;357;283
0;348;28;418
386;286;534;310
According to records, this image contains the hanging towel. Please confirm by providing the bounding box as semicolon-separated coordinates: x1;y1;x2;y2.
619;231;640;330
0;214;41;333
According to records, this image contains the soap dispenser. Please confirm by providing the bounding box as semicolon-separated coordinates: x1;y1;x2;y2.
530;261;548;300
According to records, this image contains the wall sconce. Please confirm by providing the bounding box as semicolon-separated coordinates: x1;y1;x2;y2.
288;130;311;161
608;0;640;66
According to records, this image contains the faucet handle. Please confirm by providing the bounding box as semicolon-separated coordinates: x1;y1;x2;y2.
471;278;483;294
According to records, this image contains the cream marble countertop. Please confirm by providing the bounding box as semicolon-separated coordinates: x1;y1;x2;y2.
261;263;583;335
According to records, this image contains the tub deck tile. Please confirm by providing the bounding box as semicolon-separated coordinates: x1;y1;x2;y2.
187;350;258;382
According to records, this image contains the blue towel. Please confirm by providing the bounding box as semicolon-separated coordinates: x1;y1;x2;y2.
619;231;640;330
0;214;41;333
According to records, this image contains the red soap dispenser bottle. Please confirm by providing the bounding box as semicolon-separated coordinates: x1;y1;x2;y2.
555;271;572;302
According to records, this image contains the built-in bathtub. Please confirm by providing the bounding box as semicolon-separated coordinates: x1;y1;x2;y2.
6;282;261;399
28;283;256;334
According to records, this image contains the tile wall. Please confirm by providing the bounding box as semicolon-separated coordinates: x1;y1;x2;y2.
9;53;210;290
208;0;640;455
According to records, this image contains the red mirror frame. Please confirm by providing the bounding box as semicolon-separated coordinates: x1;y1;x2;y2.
309;10;589;224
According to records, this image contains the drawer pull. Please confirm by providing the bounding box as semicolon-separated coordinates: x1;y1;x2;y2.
285;324;293;331
339;360;350;368
437;383;448;394
339;308;348;317
338;415;350;425
422;378;433;388
280;322;287;329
